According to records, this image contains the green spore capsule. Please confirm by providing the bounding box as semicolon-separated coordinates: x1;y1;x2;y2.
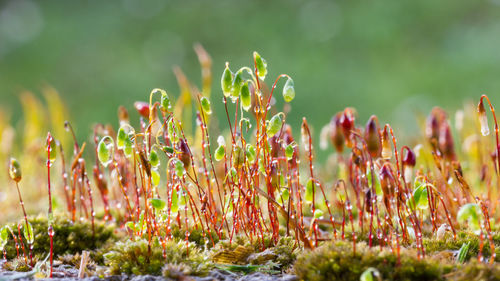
151;198;166;211
305;178;316;204
231;69;244;102
48;137;57;163
157;89;171;111
215;145;225;161
254;51;268;80
283;77;295;102
9;158;22;182
149;149;160;168
200;96;212;115
267;113;283;137
98;136;115;168
245;144;256;163
151;168;161;186
285;142;295;160
174;159;185;178
241;82;252;111
221;63;233;98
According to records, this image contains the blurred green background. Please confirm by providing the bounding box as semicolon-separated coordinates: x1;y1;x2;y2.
1;0;500;141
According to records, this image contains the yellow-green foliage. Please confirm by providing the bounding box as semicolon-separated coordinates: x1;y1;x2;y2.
168;224;220;249
2;257;32;272
446;260;500;281
209;235;299;270
104;238;207;276
294;240;447;281
423;231;500;262
4;215;116;260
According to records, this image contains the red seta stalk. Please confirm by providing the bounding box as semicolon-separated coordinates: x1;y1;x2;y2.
46;132;55;278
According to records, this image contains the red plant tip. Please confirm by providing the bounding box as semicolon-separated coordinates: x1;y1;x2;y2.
283;124;294;145
270;135;280;158
381;126;392;160
438;122;456;161
426;114;439;142
364;115;381;158
379;163;395;191
118;105;130;125
478;99;490;136
379;163;395;216
134;101;150;119
402;147;416;168
330;113;344;153
339;108;355;147
178;138;192;169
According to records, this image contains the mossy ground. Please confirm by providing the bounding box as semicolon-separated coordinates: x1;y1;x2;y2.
3;215;500;280
4;214;117;262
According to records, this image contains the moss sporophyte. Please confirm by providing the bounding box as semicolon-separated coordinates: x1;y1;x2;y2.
2;46;500;280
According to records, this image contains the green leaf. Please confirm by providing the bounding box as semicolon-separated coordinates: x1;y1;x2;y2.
411;184;429;210
457;242;470;263
221;63;233;98
98;136;114;168
200;96;212;115
360;267;381;281
254;52;268;80
267;113;283;137
282;77;295;102
23;222;34;245
163;146;174;154
305;178;316;203
241;82;252;111
151;198;166;211
457;203;482;234
0;227;9;251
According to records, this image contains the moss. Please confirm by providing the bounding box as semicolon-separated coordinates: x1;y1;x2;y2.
445;260;500;281
293;240;448;281
423;231;500;262
2;257;33;272
104;238;208;276
168;224;221;248
209;234;299;271
4;214;117;261
162;263;193;280
247;236;299;270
